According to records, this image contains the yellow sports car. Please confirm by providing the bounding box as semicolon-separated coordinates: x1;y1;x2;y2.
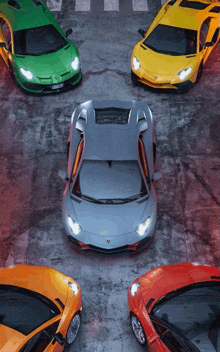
131;0;220;92
0;265;82;351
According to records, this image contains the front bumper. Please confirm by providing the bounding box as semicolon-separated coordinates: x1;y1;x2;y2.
17;70;82;94
63;214;156;253
131;70;193;93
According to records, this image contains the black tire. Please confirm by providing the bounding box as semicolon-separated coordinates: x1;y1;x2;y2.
130;313;147;346
131;70;139;86
196;62;203;84
64;313;81;348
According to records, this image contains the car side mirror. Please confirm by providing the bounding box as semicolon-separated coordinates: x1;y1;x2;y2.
58;169;68;180
138;28;145;37
65;28;73;37
204;41;213;48
53;332;64;345
0;42;7;49
152;171;162;182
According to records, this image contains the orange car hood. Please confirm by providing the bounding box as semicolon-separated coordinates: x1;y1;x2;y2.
139;46;195;75
0;265;69;306
0;325;25;351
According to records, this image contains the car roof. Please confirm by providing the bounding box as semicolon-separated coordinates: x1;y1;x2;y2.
72;100;152;161
159;0;218;31
0;0;51;31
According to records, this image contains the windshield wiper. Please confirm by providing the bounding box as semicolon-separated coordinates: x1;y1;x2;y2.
81;194;104;204
99;194;142;204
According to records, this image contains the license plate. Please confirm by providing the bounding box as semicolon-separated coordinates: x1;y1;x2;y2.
51;83;64;90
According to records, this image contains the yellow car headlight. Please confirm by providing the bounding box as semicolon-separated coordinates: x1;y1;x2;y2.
133;57;141;70
178;67;192;80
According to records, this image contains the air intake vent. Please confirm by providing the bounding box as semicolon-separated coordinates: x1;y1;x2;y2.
179;1;209;10
77;108;87;124
95;108;130;125
7;0;21;9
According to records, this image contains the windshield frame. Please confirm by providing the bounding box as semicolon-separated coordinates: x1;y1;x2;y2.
13;24;68;56
0;284;61;335
150;281;220;343
143;24;198;56
70;158;149;204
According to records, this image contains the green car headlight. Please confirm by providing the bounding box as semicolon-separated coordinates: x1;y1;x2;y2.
20;68;33;80
71;57;80;70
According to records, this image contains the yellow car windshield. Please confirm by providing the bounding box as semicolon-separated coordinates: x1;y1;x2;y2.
143;24;197;56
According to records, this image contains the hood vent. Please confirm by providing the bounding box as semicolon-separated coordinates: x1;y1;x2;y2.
94;108;130;125
179;1;209;9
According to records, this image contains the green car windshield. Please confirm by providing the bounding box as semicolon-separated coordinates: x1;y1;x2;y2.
13;24;67;55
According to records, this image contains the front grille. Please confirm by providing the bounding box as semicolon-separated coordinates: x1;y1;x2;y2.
95;108;130;125
23;70;81;92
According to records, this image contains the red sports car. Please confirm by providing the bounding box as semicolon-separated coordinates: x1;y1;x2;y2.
128;262;220;351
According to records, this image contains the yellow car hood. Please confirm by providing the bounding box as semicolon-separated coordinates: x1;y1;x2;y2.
0;325;25;351
139;46;195;75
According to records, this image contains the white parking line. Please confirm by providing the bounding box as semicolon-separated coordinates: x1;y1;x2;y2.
46;0;62;11
132;0;148;11
75;0;91;11
104;0;119;11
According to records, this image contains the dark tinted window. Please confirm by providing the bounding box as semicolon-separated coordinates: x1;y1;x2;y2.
2;21;11;47
13;24;67;55
73;159;147;203
179;1;209;10
151;282;220;341
209;6;220;13
95;108;130;125
19;321;59;352
143;24;197;55
0;285;60;335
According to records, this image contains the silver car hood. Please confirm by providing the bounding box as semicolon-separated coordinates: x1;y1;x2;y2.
71;198;147;236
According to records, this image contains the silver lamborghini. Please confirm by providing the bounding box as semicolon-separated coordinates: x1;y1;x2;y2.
59;100;161;252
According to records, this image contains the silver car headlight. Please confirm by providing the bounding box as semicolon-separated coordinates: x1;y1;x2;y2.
68;216;81;235
71;57;80;70
178;67;192;80
136;217;151;236
130;282;140;296
133;56;141;70
68;281;79;295
20;68;33;80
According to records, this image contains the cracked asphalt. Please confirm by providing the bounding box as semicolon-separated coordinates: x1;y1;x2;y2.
0;1;220;351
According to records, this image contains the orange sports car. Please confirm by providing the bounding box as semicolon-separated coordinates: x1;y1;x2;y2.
128;262;220;351
0;265;82;351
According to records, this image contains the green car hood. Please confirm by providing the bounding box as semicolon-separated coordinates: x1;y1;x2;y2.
14;43;79;78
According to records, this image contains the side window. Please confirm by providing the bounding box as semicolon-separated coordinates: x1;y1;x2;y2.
19;321;60;352
69;137;84;192
161;330;194;352
199;19;210;50
2;20;12;50
211;28;220;44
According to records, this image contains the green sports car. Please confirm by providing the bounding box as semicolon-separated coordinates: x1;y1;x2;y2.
0;0;81;93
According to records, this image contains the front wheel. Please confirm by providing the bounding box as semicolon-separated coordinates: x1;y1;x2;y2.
65;313;81;347
130;314;147;346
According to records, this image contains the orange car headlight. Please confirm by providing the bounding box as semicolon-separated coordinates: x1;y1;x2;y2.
68;281;79;295
130;282;140;296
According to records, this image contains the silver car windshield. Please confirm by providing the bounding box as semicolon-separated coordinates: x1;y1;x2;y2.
72;159;148;203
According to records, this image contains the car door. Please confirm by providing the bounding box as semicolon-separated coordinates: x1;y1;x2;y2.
19;319;63;352
198;17;217;64
0;18;12;66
